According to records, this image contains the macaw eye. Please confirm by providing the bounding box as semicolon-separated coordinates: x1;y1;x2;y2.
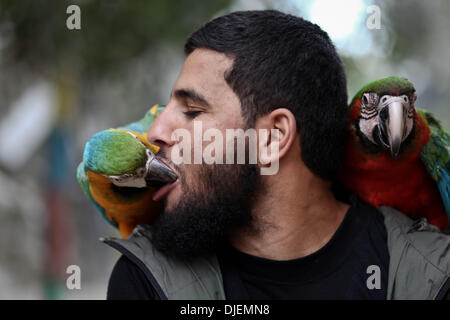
402;95;409;103
381;96;388;104
362;93;377;110
362;95;369;105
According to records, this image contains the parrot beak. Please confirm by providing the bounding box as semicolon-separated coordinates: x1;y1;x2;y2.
379;98;407;159
145;149;178;187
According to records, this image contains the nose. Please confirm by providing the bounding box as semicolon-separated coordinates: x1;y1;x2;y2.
147;104;177;151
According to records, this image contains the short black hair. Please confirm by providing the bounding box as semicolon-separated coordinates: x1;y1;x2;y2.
185;10;348;181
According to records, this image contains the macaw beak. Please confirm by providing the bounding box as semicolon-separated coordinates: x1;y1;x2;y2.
145;149;178;187
386;101;405;159
378;98;408;159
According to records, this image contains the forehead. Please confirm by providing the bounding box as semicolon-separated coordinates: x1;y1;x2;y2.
173;48;235;105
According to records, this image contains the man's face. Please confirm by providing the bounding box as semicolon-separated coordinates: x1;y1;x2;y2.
147;49;260;257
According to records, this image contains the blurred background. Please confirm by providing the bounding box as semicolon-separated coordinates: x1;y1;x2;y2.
0;0;449;299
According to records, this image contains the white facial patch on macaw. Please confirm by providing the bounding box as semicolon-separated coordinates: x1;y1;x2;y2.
406;91;416;138
359;92;380;145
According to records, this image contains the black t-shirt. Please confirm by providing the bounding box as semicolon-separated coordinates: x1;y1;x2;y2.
107;198;395;300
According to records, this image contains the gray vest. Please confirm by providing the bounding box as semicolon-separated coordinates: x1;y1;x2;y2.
102;206;450;300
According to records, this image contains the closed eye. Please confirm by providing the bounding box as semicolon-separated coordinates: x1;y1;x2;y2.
183;110;202;118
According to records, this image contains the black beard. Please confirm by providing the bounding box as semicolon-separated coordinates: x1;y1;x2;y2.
149;162;261;258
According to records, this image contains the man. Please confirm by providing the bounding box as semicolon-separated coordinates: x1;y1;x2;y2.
106;10;450;300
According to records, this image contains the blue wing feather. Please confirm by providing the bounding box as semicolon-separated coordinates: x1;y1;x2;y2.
437;165;450;216
419;109;450;220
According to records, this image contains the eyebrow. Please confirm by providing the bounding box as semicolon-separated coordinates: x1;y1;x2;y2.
171;88;211;108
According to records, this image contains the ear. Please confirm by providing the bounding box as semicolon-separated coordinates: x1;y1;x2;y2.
255;108;297;166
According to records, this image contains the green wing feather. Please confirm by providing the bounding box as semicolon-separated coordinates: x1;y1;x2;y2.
76;105;165;227
418;109;450;218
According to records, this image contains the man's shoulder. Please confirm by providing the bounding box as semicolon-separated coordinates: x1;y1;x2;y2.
377;205;450;299
345;196;450;299
345;196;389;244
378;205;450;267
107;254;160;300
103;225;225;300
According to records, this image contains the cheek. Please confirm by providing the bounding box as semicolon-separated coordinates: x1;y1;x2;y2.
202;117;246;162
405;117;414;139
177;162;205;190
359;118;378;143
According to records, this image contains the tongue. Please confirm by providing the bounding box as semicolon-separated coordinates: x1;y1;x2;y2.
152;181;177;201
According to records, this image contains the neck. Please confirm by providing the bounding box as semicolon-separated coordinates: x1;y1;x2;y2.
228;164;349;261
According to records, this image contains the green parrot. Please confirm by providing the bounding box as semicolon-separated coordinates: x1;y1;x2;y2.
77;104;177;238
339;76;450;230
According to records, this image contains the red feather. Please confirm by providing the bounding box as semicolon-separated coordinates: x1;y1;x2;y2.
340;106;448;230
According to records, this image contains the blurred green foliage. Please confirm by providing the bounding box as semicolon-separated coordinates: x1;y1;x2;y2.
0;0;231;77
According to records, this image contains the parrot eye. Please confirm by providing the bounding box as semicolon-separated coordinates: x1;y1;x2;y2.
362;92;378;112
381;96;388;104
402;95;409;103
362;95;369;105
